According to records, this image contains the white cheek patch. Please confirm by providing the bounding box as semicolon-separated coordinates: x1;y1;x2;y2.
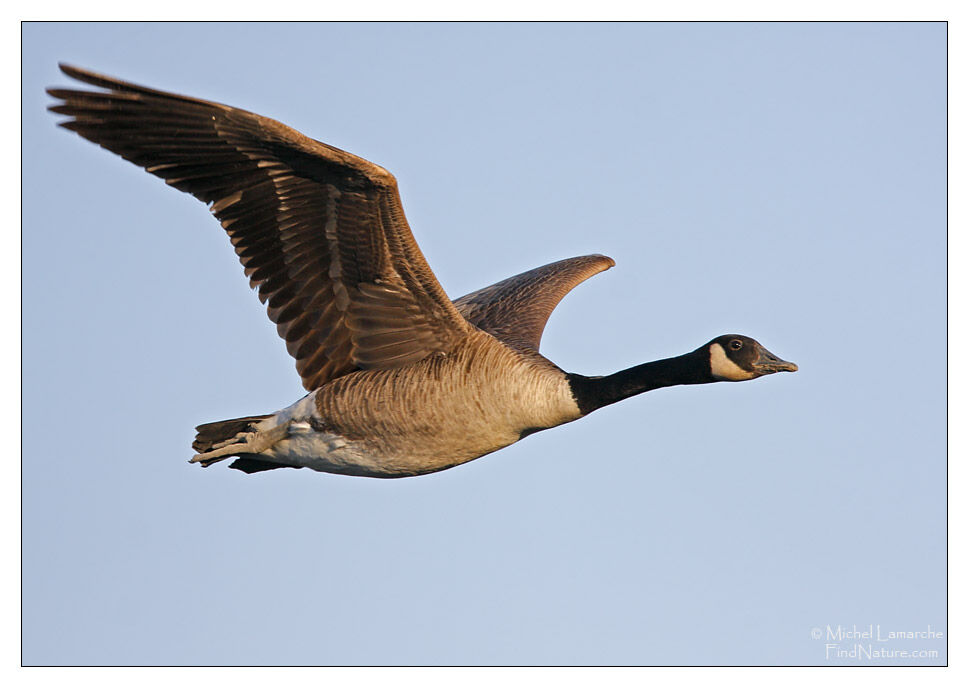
709;343;758;381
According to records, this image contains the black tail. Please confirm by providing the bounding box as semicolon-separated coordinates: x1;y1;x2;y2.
192;415;290;473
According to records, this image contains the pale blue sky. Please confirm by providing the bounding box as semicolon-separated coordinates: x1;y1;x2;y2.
22;22;945;665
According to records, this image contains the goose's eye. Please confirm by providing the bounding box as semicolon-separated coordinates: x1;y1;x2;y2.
729;339;743;351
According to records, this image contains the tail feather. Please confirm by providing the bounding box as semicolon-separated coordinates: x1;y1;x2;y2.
192;415;272;453
229;456;294;473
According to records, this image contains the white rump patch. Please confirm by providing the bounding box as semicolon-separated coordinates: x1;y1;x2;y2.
709;343;757;381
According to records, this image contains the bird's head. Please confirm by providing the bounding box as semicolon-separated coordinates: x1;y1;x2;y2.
705;334;798;381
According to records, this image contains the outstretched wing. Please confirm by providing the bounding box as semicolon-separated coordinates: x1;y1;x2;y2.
453;254;615;351
48;64;469;391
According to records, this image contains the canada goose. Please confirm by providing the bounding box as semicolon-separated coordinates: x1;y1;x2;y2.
47;64;797;479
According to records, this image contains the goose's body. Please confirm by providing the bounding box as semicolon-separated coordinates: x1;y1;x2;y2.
48;65;797;479
247;329;581;477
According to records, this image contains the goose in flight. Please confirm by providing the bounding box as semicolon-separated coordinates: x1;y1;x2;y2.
48;64;797;478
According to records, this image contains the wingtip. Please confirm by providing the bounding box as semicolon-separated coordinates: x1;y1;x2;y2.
53;63;103;90
587;253;616;270
57;63;86;79
53;63;132;93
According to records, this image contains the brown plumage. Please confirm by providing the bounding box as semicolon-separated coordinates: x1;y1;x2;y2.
453;255;615;351
48;65;797;478
48;64;468;392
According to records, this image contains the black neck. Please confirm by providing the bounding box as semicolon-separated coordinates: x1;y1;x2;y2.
567;348;712;415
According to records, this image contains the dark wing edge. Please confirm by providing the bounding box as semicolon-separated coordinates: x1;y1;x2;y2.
453;254;615;351
48;64;469;391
